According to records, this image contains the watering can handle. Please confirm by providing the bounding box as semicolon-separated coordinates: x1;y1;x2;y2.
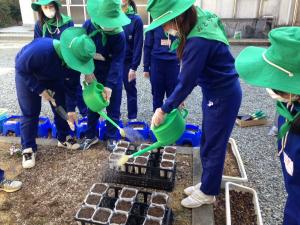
83;80;97;88
180;108;189;119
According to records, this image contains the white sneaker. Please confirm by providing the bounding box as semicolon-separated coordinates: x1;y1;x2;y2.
0;179;22;192
184;182;202;196
22;148;36;169
181;189;216;208
58;136;80;150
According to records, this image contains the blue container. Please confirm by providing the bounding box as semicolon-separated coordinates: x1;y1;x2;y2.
38;117;52;138
0;115;8;134
3;115;21;136
176;124;202;147
76;117;88;139
98;120;123;141
125;121;150;141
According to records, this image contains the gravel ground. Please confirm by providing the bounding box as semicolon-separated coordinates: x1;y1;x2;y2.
0;40;285;224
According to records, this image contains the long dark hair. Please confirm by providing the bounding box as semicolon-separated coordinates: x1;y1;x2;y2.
37;2;61;26
171;6;197;60
128;0;137;13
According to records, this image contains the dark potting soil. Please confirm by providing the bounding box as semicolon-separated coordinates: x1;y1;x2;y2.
93;208;111;222
152;195;167;205
213;191;226;225
230;190;256;225
164;147;176;154
114;148;126;154
161;161;174;168
223;143;241;177
110;213;127;224
144;218;161;225
163;154;175;161
86;194;101;205
121;189;137;199
118;143;129;148
77;207;94;219
115;200;132;212
148;206;165;218
135;157;148;165
91;184;108;194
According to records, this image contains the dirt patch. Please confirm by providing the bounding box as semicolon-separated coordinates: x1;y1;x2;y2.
0;142;109;225
213;190;226;225
223;143;241;177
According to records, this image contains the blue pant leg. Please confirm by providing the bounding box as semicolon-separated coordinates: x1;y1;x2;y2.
15;74;40;152
283;196;300;225
47;81;70;142
106;84;122;140
164;60;180;98
76;84;88;117
200;83;242;195
150;58;165;111
123;62;137;119
86;109;100;139
0;169;4;182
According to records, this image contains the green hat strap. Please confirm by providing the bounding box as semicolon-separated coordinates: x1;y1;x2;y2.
42;14;72;37
277;101;300;139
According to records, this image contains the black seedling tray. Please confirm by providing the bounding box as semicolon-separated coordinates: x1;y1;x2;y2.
75;185;173;225
103;146;176;191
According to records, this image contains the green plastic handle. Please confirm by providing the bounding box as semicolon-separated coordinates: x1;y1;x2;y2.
99;111;122;130
181;108;189;119
131;142;162;158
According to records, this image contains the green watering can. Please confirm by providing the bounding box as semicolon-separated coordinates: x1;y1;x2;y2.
83;81;126;137
118;108;188;165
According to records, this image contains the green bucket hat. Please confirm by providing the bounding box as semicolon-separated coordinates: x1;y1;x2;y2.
60;27;96;75
31;0;62;11
235;26;300;95
87;0;130;28
145;0;195;32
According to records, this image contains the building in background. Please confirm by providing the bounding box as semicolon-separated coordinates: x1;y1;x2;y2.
19;0;299;37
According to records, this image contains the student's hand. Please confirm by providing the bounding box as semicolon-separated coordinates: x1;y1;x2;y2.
85;74;96;84
40;90;56;106
179;102;185;109
102;87;112;102
67;112;77;131
128;69;136;82
151;108;165;128
143;72;150;79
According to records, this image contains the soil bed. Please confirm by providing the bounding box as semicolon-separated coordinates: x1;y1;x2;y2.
86;194;101;206
148;206;165;218
115;200;132;212
223;143;241;177
110;213;127;224
77;207;94;219
92;183;108;194
93;208;111;222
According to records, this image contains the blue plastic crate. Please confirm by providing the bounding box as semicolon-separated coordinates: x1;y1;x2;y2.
176;124;202;147
3;115;21;136
125;121;150;141
0;114;8;134
76;117;88;139
38;117;52;138
98;120;123;141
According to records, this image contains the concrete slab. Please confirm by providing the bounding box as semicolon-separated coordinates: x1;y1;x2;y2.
229;38;270;46
0;136;57;146
192;148;215;225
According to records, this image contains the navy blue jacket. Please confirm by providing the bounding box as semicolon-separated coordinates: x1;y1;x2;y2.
15;38;79;112
123;13;143;70
161;37;239;113
82;19;126;88
34;20;74;40
143;26;179;72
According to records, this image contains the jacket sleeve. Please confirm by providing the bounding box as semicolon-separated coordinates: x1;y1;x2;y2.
161;38;211;113
34;22;42;39
130;17;144;71
143;30;154;72
64;69;80;112
105;33;126;89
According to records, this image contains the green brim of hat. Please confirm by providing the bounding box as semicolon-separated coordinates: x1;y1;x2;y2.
60;27;95;75
235;46;300;95
31;0;62;11
145;0;194;33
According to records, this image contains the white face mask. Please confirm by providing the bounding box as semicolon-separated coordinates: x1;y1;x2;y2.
43;8;56;19
166;29;178;37
100;26;116;32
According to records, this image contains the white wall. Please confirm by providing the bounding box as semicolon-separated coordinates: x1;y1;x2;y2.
19;0;35;26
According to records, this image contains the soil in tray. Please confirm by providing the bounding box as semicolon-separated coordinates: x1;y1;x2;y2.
148;206;165;218
118;143;129;148
126;157;135;164
93;208;111;222
92;184;108;194
121;189;137;199
135;157;148;165
110;213;127;224
161;161;174;168
115;200;132;212
223;143;241;177
86;194;101;205
152;195;167;205
144;218;161;225
164;147;176;154
77;207;94;219
163;154;175;161
114;148;126;154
